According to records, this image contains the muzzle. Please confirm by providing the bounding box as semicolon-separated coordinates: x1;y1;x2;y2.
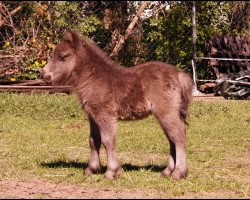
40;68;52;83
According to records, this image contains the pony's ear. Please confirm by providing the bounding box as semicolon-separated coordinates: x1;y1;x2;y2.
63;29;82;48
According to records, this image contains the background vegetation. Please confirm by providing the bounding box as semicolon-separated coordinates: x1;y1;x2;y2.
0;93;249;198
0;1;249;81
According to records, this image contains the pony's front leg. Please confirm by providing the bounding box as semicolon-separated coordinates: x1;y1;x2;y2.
84;117;102;176
99;118;121;179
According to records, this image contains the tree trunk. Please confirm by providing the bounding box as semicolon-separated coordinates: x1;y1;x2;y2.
110;1;149;57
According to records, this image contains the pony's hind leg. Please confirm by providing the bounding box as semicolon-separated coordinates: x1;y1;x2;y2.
84;117;102;176
162;140;175;177
155;112;188;180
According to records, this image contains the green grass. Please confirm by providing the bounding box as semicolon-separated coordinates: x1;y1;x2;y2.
0;93;249;198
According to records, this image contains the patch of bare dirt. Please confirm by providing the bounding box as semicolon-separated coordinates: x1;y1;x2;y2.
179;190;247;199
0;178;247;199
0;178;165;199
193;94;227;102
193;93;250;102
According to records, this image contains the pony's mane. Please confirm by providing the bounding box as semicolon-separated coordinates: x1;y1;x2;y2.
82;36;121;68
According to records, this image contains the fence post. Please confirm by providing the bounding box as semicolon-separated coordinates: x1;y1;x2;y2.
192;1;200;95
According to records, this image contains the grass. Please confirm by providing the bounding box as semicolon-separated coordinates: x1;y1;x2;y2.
0;93;249;198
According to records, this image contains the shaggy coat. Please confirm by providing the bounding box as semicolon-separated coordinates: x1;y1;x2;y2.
40;29;193;180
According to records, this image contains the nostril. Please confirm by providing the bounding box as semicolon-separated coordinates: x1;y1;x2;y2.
46;75;51;81
43;75;52;82
39;69;44;79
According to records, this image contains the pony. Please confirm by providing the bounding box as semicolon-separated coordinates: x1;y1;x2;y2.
40;29;193;180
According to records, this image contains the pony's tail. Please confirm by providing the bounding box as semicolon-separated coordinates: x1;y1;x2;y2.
178;71;194;124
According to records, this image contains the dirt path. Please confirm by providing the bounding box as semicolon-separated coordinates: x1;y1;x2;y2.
0;178;165;199
0;178;241;199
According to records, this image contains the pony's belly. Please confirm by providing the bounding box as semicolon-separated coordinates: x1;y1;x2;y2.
117;101;152;120
118;110;151;120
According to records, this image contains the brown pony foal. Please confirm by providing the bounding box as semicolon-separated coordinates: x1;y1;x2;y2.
40;29;193;180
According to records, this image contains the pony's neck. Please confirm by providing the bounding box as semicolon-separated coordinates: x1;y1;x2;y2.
84;40;121;70
71;39;124;88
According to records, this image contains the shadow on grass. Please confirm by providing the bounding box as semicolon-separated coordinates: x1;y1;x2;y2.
40;160;165;173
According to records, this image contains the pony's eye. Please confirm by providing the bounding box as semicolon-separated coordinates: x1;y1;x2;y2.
58;54;66;61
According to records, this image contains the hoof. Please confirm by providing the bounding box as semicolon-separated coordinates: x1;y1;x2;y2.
104;167;122;180
171;169;187;180
161;167;174;177
84;166;101;176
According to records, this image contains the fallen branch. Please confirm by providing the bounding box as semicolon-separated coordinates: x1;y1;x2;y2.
12;79;46;86
0;85;73;94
